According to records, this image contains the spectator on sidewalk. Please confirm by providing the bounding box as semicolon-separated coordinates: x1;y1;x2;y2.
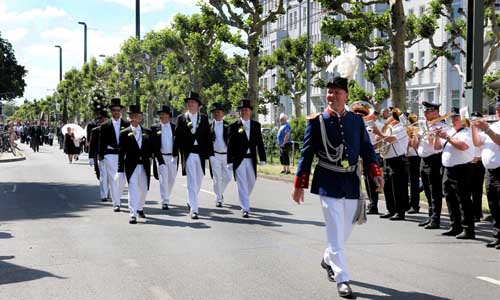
277;113;292;174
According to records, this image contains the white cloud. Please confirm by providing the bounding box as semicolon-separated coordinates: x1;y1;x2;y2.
4;27;28;43
102;0;199;13
0;5;69;22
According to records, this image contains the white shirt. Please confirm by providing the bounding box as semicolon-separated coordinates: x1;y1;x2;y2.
131;125;142;148
479;121;500;169
213;120;227;153
241;118;251;154
160;122;173;154
384;122;409;159
417;122;449;158
112;118;121;145
441;127;474;167
187;112;198;145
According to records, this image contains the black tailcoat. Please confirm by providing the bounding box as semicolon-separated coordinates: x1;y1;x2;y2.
117;126;153;189
227;119;266;178
98;118;130;160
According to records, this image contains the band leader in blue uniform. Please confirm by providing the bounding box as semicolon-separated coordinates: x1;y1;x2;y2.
291;77;384;298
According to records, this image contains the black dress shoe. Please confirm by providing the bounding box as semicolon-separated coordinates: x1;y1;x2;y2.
187;203;191;211
380;213;394;219
424;223;440;229
129;217;137;224
418;219;431;227
216;202;223;208
456;231;475;240
337;282;353;298
101;198;107;202
320;259;335;282
486;239;500;248
113;206;120;212
191;212;199;219
242;211;249;218
137;210;146;218
162;204;169;210
389;214;405;221
366;209;379;215
407;207;419;214
496;244;500;250
441;228;462;236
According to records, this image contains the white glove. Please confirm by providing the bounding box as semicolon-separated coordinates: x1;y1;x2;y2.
88;158;94;166
259;161;266;166
227;163;233;171
114;172;125;182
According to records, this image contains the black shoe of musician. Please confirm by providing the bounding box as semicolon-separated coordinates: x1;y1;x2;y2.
418;219;431;227
129;217;137;224
216;202;223;208
424;223;440;230
441;228;462;236
137;210;146;218
191;212;199;219
113;206;120;212
337;282;353;298
389;214;405;221
162;204;169;210
100;198;107;202
366;209;379;215
242;211;249;218
320;259;336;282
486;239;500;248
456;231;475;240
380;213;394;219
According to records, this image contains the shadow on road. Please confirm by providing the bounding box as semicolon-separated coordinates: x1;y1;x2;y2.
0;182;105;222
351;280;451;300
0;256;65;285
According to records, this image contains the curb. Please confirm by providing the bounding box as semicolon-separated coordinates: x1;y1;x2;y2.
0;152;26;163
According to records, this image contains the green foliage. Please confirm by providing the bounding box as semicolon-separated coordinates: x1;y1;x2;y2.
289;116;306;143
0;31;27;101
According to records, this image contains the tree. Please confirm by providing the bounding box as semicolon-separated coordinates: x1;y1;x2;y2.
261;35;339;117
208;0;285;117
0;31;27;101
319;0;463;109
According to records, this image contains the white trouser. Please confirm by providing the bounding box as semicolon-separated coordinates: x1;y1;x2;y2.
159;155;177;204
128;165;148;217
210;153;231;202
235;158;256;212
186;154;204;213
98;159;109;199
320;196;358;283
104;154;126;206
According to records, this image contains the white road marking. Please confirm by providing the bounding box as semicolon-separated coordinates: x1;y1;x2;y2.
149;286;176;300
476;276;500;286
182;184;215;196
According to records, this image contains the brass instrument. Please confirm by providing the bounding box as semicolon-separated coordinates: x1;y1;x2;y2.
350;101;376;127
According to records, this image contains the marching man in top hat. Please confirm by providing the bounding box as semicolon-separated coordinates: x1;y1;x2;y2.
291;77;384;298
116;105;154;224
88;110;110;202
209;102;231;207
151;105;178;210
227;99;266;218
99;98;130;212
174;92;214;219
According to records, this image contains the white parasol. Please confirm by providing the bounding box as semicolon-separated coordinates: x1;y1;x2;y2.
61;124;85;140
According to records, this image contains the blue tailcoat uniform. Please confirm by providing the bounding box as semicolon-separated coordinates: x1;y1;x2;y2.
295;110;379;199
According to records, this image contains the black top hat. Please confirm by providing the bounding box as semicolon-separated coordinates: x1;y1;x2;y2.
471;111;483;119
450;107;460;117
157;105;171;115
209;102;225;113
422;101;440;112
237;99;253;110
326;77;349;93
127;105;142;114
184;92;201;105
108;98;123;108
98;110;110;119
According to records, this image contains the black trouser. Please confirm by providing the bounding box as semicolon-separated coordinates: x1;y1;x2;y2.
383;155;409;215
471;160;485;218
408;156;421;210
486;167;500;239
421;153;443;225
443;163;474;233
279;143;291;166
365;154;382;212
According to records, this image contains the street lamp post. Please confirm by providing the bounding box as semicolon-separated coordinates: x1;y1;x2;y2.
78;21;87;64
54;45;62;81
135;0;141;107
55;45;67;123
305;0;311;115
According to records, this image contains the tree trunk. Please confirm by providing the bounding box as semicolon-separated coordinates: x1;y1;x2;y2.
293;94;303;118
247;35;260;120
389;0;407;110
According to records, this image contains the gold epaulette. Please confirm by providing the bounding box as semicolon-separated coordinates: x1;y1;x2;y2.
306;113;321;120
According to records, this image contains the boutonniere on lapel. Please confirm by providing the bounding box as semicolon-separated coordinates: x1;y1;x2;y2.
128;132;134;137
238;126;244;134
187;121;193;129
142;132;148;137
120;126;125;130
156;130;161;136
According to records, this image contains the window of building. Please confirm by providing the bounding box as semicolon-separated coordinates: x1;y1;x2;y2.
452;49;461;65
303;7;307;26
408;8;414;15
419;6;425;15
408;52;414;69
451;90;460;108
419;51;425;68
294;11;298;29
427;91;434;102
289;12;292;30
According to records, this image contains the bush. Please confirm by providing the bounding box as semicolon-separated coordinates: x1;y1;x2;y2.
289;116;306;142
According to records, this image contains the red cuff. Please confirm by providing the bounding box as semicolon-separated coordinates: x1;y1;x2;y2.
294;172;310;189
369;163;382;178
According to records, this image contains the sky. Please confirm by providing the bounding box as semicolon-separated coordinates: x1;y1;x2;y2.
0;0;203;104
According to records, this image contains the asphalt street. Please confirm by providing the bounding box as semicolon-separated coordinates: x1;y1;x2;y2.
1;143;499;300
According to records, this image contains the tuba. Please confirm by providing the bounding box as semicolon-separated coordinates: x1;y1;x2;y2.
349;101;376;127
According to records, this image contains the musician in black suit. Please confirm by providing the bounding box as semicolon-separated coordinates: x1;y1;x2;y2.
227;99;266;218
116;105;154;224
174;92;214;219
150;105;178;210
30;121;42;152
209;102;231;207
88;110;110;202
98;98;130;212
